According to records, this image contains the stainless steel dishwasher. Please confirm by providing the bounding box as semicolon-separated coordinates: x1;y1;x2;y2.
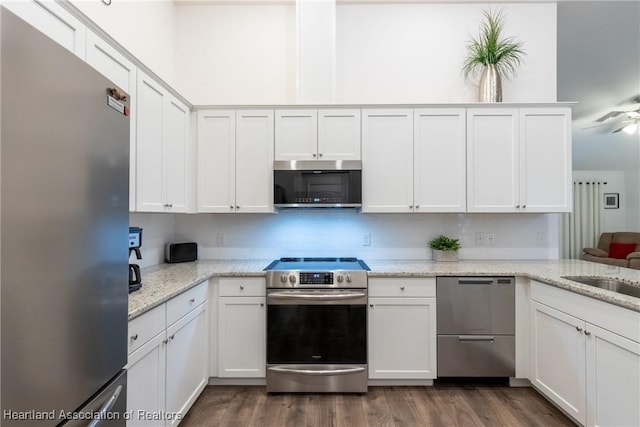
436;276;515;377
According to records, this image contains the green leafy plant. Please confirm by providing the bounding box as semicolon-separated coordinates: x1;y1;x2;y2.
428;235;461;251
462;8;526;80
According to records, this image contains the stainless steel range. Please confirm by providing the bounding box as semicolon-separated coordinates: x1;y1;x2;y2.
264;257;369;393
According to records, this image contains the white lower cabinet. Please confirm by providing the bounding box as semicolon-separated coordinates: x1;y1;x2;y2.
530;281;640;427
368;278;437;381
217;278;266;378
127;281;208;426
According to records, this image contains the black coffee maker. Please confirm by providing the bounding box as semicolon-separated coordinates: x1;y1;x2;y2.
129;227;143;293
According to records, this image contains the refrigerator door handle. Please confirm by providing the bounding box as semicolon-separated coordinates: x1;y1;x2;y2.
87;385;123;427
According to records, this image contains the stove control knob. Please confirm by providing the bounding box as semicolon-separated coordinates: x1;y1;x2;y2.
337;275;344;283
346;274;352;283
280;274;288;283
289;274;297;284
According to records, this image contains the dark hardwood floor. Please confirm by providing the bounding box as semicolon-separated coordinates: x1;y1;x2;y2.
180;384;575;427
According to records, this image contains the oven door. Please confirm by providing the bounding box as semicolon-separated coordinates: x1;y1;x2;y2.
266;289;368;392
266;289;367;365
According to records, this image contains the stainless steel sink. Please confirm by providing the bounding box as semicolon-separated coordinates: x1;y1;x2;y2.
562;276;640;298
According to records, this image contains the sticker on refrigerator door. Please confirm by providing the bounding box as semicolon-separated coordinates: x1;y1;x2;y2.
106;87;129;116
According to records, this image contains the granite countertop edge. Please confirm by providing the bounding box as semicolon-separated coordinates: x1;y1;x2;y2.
128;259;640;320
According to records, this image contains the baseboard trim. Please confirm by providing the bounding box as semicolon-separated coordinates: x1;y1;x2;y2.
208;377;266;386
509;377;532;387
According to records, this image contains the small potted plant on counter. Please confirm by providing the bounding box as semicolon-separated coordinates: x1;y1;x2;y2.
429;235;461;262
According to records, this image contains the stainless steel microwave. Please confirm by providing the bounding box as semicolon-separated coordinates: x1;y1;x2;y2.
273;160;362;208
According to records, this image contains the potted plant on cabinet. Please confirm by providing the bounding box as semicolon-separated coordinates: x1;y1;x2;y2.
429;235;461;262
462;8;526;102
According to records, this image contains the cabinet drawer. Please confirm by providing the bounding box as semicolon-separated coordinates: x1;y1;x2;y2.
166;281;208;326
218;277;266;297
368;278;436;297
128;303;166;355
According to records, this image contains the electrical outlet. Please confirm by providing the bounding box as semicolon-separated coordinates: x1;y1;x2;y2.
475;232;485;246
537;232;546;246
363;233;371;246
487;232;496;245
216;233;226;247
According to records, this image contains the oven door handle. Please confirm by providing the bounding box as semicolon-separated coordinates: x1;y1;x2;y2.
267;366;366;376
267;291;366;301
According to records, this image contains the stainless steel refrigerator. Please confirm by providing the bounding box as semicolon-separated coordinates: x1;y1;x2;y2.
1;8;129;426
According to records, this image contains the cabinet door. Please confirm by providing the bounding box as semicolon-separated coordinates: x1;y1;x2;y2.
318;109;361;160
530;301;586;425
414;109;466;212
136;72;166;212
197;110;236;213
235;110;274;213
126;332;167;427
467;109;519;212
519;108;572;213
165;303;208;427
3;0;86;60
362;109;414;213
586;323;640;427
274;110;318;160
163;96;190;212
218;296;266;378
368;297;437;379
85;30;138;211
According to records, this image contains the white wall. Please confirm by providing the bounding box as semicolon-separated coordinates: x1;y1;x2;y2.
174;212;560;260
336;3;556;103
174;4;297;105
70;0;177;87
174;2;556;105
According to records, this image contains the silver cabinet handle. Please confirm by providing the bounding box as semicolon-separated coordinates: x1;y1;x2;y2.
584;330;591;336
409;205;413;209
240;285;245;290
236;205;240;209
415;205;420;209
318;153;323;157
576;326;583;332
169;334;175;341
369;304;374;307
189;298;195;303
522;204;526;208
260;302;264;307
230;205;234;209
516;205;520;209
162;339;169;344
458;335;495;342
268;366;365;376
130;334;138;341
88;385;123;427
312;153;317;157
400;286;405;291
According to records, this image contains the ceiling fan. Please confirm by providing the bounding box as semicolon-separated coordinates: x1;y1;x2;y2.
585;95;640;134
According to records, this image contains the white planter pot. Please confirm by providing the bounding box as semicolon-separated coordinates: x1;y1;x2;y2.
432;249;459;262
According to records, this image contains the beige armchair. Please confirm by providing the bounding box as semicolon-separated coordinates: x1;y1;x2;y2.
581;232;640;270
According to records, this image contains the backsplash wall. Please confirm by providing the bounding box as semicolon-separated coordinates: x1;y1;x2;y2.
170;212;560;262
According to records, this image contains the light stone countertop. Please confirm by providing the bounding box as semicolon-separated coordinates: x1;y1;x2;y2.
128;258;640;320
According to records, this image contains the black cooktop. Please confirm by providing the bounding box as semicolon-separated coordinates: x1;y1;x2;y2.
264;257;370;272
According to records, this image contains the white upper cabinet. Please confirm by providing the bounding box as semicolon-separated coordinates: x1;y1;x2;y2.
136;71;191;213
235;110;274;213
4;0;86;60
467;107;572;213
84;30;138;211
414;109;466;212
519;108;572;212
467;108;520;212
197;110;235;212
197;109;274;213
362;109;414;213
275;109;360;161
317;109;361;160
275;110;317;160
